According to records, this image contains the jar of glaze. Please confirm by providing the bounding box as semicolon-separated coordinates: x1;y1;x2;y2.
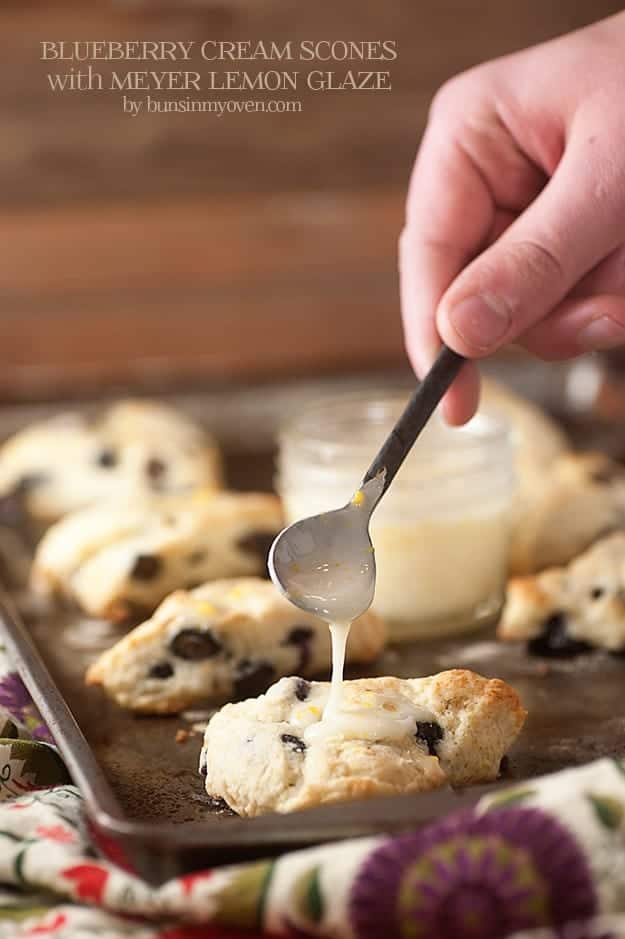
277;392;516;642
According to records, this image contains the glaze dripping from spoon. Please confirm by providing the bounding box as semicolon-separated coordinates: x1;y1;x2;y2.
269;346;465;729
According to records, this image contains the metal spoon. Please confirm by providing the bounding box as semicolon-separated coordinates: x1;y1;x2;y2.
269;346;465;623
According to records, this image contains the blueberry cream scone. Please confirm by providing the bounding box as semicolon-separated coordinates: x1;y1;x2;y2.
499;532;625;655
480;385;625;575
199;670;526;816
509;452;625;575
31;491;283;622
0;399;222;525
85;577;387;713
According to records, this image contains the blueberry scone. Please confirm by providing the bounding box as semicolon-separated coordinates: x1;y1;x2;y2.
31;491;282;622
499;531;625;656
482;382;625;576
85;577;387;713
200;670;526;816
481;377;569;495
0;399;222;525
509;452;625;575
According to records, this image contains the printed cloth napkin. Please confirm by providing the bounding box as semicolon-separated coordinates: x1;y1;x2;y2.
2;645;625;939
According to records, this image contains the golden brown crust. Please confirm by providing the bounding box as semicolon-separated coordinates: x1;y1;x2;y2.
499;531;625;651
498;568;565;641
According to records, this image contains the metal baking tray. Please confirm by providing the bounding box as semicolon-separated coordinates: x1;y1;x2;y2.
3;579;625;884
0;590;509;884
1;373;624;884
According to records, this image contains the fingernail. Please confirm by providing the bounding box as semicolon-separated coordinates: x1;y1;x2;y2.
577;316;625;351
447;293;511;351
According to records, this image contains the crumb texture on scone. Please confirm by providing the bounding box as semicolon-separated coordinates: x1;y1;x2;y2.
0;399;222;523
85;576;387;713
200;669;526;816
31;491;283;621
499;531;625;655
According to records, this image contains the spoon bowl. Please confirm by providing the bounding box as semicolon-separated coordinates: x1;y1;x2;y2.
268;476;384;624
269;347;465;626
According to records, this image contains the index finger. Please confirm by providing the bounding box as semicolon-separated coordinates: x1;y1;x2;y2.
400;115;494;422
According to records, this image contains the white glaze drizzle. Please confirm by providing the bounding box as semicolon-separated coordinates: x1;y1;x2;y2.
324;621;351;720
284;470;421;743
303;682;435;744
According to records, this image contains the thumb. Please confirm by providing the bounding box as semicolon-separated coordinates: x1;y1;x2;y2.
436;132;625;357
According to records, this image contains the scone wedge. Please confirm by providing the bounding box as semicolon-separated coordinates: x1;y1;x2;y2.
200;670;526;816
0;399;222;524
32;491;283;622
86;577;387;712
509;452;625;575
499;531;625;655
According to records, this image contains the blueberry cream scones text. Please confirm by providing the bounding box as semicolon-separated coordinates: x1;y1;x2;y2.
86;577;387;713
0;399;222;525
199;670;526;815
499;531;625;656
32;491;282;622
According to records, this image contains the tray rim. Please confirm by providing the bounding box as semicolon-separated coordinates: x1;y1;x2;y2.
0;589;517;883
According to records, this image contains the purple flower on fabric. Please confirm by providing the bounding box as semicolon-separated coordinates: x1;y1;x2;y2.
0;671;53;743
27;721;54;744
350;807;596;939
0;671;31;714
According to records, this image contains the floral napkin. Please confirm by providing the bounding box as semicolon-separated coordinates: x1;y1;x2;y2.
2;643;625;939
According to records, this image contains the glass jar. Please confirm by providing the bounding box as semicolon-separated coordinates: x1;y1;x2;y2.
277;392;516;642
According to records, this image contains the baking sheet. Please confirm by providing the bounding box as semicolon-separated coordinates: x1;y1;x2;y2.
27;599;625;810
1;375;624;883
4;582;625;885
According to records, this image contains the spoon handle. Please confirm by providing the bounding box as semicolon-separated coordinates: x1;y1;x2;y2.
362;345;465;499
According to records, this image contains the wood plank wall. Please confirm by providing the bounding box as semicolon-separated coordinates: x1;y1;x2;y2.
0;0;620;400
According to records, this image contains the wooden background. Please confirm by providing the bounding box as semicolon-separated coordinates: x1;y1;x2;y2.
0;0;621;401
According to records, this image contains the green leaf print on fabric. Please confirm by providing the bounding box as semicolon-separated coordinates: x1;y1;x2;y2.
587;793;625;830
482;787;537;811
293;865;324;924
0;904;56;924
13;845;35;888
213;861;274;929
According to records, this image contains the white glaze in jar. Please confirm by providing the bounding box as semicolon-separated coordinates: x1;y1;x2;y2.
277;393;516;642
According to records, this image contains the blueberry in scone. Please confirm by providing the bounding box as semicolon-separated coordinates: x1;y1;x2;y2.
499;531;625;655
85;577;387;713
32;491;283;622
0;399;222;525
199;670;526;816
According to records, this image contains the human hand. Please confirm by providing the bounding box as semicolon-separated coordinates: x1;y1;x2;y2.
400;12;625;423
